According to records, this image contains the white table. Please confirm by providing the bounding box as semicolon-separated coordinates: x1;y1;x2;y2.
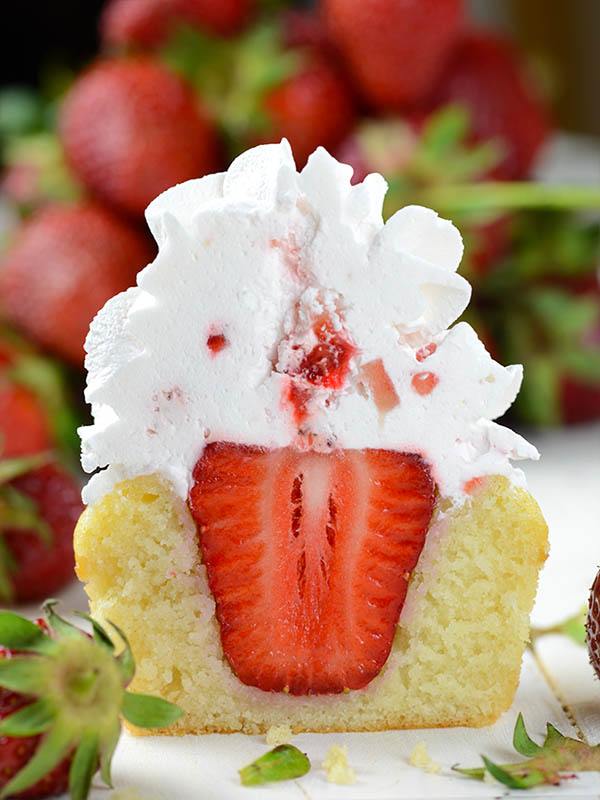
35;423;598;799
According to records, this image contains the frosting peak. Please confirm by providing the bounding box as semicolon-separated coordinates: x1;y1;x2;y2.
80;140;538;505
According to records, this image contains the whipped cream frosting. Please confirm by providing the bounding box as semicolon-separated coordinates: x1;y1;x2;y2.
80;140;538;506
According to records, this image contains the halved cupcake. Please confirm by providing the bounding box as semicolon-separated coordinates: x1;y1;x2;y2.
75;141;548;733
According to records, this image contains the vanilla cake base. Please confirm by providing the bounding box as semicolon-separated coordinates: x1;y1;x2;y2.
74;474;547;734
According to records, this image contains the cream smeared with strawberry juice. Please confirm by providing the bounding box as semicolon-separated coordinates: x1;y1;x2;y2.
80;139;537;506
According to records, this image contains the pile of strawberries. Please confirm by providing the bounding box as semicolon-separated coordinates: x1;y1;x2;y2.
0;0;599;443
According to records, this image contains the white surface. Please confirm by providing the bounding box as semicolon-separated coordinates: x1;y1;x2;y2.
37;424;597;799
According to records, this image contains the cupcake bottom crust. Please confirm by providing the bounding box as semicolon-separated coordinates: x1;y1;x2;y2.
74;474;548;735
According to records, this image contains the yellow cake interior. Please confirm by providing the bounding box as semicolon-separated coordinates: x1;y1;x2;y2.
75;474;548;734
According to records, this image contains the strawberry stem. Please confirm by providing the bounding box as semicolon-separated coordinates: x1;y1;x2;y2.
420;183;600;213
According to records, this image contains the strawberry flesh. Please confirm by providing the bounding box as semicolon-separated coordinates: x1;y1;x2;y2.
3;464;82;602
296;316;356;390
189;443;434;695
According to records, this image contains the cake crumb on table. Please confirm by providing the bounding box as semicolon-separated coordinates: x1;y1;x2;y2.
408;741;441;774
265;723;293;746
323;744;356;784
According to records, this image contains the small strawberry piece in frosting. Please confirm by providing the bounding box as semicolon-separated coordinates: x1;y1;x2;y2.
298;316;356;389
416;342;437;362
464;476;485;494
411;371;439;396
207;333;228;355
284;380;311;425
361;359;399;413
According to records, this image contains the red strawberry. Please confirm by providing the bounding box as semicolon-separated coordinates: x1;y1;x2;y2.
260;57;355;168
587;569;600;681
0;203;154;365
101;0;255;48
0;385;50;459
295;315;356;390
468;215;512;278
0;461;82;603
60;58;219;217
189;443;435;695
0;604;182;799
323;0;464;110
281;9;331;53
178;0;254;37
559;377;600;425
0;633;71;799
426;31;550;180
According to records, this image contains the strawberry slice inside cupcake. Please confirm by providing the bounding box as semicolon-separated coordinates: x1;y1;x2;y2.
189;443;434;695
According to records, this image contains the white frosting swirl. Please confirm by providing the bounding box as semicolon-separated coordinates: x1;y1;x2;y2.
80;140;538;505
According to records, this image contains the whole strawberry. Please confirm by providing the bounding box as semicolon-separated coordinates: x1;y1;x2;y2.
60;58;219;218
0;635;72;800
101;0;255;48
323;0;464;110
426;30;550;179
0;602;182;799
0;385;50;461
260;57;355;168
0;456;83;603
0;327;79;459
587;569;600;681
161;24;355;169
0;203;154;365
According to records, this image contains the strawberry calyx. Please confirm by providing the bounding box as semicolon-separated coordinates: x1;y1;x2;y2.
0;601;182;800
159;21;302;154
455;712;600;789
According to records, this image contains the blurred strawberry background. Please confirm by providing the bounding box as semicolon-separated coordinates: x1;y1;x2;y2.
0;0;598;603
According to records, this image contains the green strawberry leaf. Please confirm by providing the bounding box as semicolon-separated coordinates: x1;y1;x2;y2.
239;745;311;786
0;697;55;737
515;355;561;426
99;720;121;788
0;603;183;800
513;713;543;757
121;691;183;729
105;619;136;684
0;453;50;485
560;350;600;384
69;730;99;800
0;484;52;543
455;715;600;789
0;610;54;653
73;611;115;652
531;607;587;646
0;88;45;141
0;721;73;799
0;656;49;694
43;599;86;640
161;22;300;153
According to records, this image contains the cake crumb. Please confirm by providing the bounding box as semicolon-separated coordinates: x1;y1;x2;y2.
323;744;356;785
265;724;293;746
408;741;441;774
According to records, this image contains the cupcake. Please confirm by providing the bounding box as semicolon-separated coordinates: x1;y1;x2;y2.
75;141;547;733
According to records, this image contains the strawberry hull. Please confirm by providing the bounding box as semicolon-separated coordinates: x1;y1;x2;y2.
189;443;435;695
